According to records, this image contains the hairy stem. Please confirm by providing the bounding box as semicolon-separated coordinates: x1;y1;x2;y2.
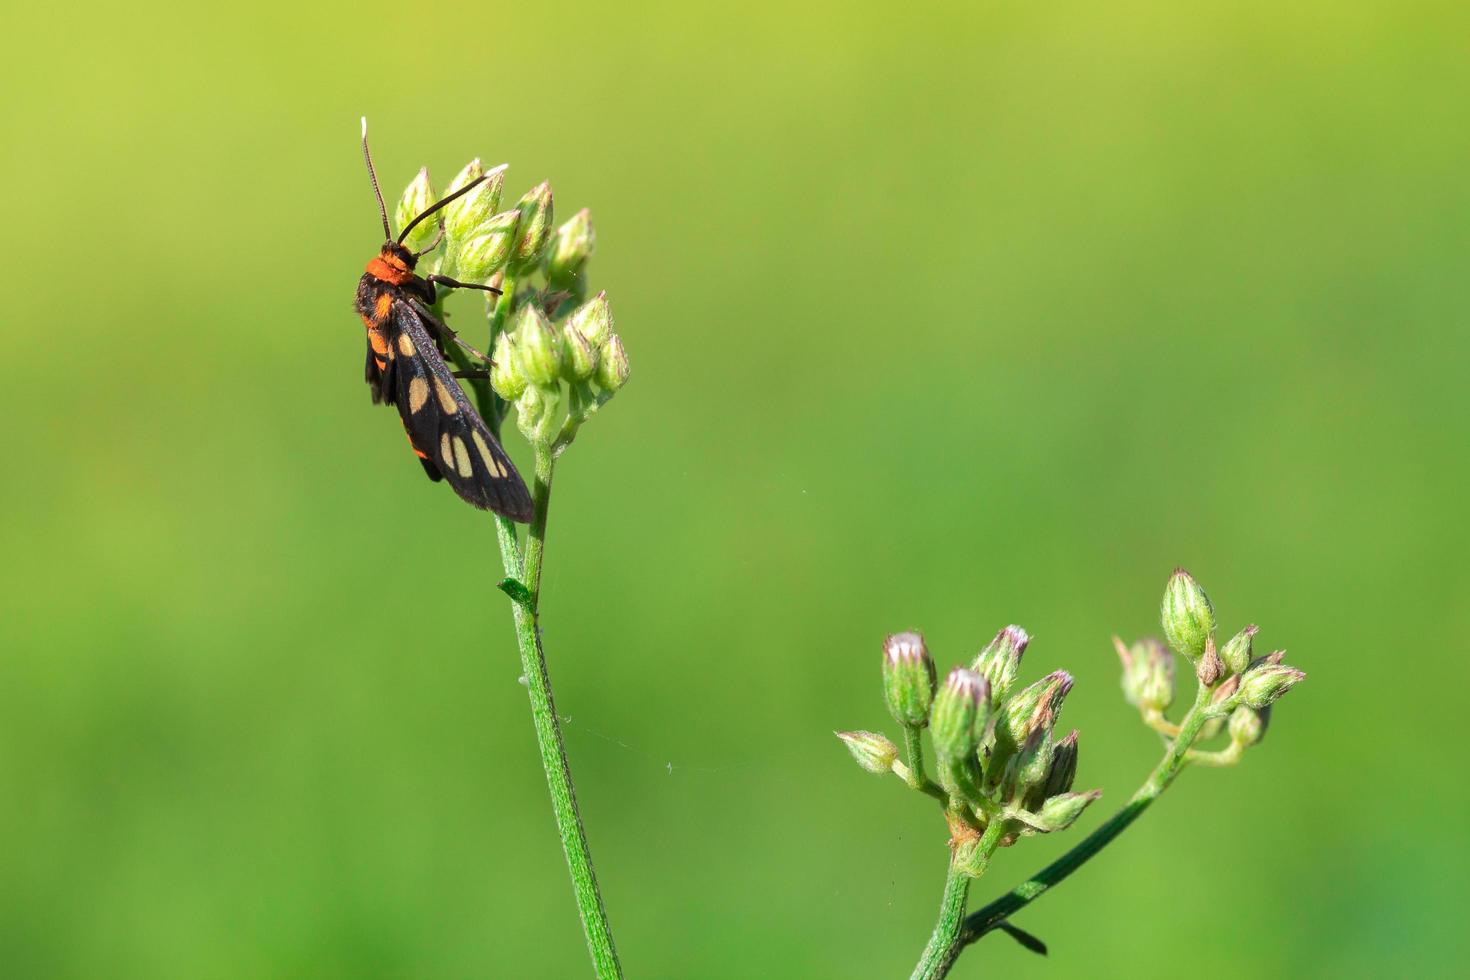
956;681;1215;953
491;438;622;976
910;820;1006;980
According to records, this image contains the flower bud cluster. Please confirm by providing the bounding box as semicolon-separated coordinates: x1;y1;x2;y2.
391;162;628;453
1121;570;1305;759
837;625;1102;867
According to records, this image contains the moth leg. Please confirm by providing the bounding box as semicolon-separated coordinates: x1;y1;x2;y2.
411;300;495;365
426;274;503;297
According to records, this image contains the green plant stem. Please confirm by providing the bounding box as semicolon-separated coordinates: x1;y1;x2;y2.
910;820;1006;980
492;445;623;978
954;681;1216;958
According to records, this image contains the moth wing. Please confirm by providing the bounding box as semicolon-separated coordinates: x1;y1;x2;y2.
385;300;534;522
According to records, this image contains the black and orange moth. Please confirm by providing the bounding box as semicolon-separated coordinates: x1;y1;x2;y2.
354;121;533;522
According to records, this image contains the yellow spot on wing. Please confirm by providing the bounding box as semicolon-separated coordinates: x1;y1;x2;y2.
472;430;504;478
408;377;429;413
398;332;416;356
452;437;472;478
440;432;452;466
433;377;458;414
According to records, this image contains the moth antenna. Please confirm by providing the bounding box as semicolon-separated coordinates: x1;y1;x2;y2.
397;172;494;245
361;117;392;241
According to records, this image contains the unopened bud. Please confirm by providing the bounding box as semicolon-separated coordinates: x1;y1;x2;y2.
1200;674;1240;739
560;325;599;382
568;291;613;348
882;631;937;729
595;335;630;393
513;304;561;388
443;160;506;241
547;207;595;288
489;330;526;401
1238;660;1305;709
512;180;554;271
1227;705;1264;748
971;626;1029;704
1026;790;1102;833
514;382;561;445
394;167;437;252
835;730;899;774
1220;625;1258;676
1161;568;1215;660
455;208;521;282
1043;730;1079;800
930;668;989;760
1195;635;1225;687
1116;637;1174;713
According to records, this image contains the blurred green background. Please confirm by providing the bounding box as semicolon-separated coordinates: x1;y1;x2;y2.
2;0;1467;976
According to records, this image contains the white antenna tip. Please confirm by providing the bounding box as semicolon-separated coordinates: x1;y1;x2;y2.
360;116;368;138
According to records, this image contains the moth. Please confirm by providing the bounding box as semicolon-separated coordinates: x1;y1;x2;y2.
354;120;533;521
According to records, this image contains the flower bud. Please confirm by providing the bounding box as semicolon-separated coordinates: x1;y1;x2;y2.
990;671;1072;784
1025;790;1101;833
392;167;438;252
1008;721;1054;804
512;180;554;271
456;208;521;282
971;626;1029;705
513;303;561;388
1227;705;1264;748
560;325;599;382
1161;568;1214;660
1116;637;1174;713
1238;660;1305;709
835;730;899;774
547;207;595;288
489;330;526;401
444;160;506;242
1220;625;1258;676
882;631;937;729
930;668;989;760
1195;635;1226;687
514;382;561;445
595;335;630;393
568;291;613;348
1042;729;1079;800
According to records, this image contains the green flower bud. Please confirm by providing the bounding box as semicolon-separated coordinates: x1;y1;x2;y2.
882;631;937;729
1238;660;1305;709
456;209;521;283
971;625;1029;705
931;669;990;802
513;304;562;388
1220;625;1258;676
512;180;554;272
568;291;613;348
595;335;630;393
835;730;899;775
559;325;599;382
394;167;437;252
489;330;526;401
1007;722;1054;805
989;670;1071;787
1024;790;1101;833
931;668;988;759
1161;567;1215;660
514;382;561;445
1116;636;1174;713
1227;705;1264;748
444;159;506;241
547;207;595;289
